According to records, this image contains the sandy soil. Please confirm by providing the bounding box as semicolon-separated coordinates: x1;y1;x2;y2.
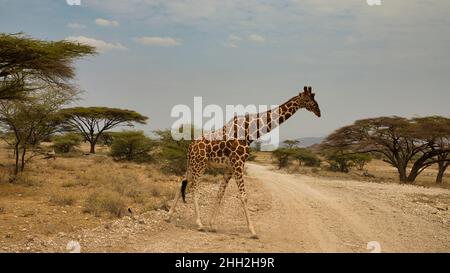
8;163;450;253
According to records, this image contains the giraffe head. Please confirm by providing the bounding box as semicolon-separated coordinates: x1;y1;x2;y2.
299;86;321;117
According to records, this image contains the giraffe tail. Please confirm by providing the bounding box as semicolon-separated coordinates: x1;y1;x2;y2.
180;177;188;203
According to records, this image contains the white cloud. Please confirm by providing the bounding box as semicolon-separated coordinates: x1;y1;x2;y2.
134;36;182;46
229;34;241;41
65;36;127;52
95;18;119;27
248;34;265;43
227;34;241;48
66;23;86;29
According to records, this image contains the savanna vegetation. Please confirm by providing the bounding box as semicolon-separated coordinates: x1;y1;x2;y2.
0;33;217;247
320;116;450;183
0;32;449;250
260;116;449;186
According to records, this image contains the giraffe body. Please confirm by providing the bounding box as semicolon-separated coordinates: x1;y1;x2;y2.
165;86;321;238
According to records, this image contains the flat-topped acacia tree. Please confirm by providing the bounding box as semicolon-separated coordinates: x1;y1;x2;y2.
59;107;148;154
0;33;96;100
321;116;450;183
411;116;450;183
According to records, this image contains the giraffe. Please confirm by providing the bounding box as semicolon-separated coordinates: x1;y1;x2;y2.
165;86;321;238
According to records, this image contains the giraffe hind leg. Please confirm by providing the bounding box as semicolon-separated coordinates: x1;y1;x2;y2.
208;169;232;232
191;163;207;231
165;178;186;222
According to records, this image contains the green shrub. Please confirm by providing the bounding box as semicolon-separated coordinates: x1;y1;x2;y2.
326;153;353;173
272;148;298;169
153;129;191;175
351;153;373;171
52;133;82;153
295;148;321;167
326;152;372;172
110;131;155;162
97;132;115;146
273;147;321;169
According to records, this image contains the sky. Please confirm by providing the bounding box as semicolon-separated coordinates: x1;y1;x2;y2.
1;0;449;141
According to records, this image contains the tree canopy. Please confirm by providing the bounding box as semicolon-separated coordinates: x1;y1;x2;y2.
411;116;450;183
110;131;155;162
0;33;96;100
283;139;301;149
0;88;77;174
58;107;148;153
321;116;450;183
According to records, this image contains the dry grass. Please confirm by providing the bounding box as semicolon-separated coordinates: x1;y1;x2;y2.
49;193;77;206
83;191;126;217
0;142;181;247
13;173;44;187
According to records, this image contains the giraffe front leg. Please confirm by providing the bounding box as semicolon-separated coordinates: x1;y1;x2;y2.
234;172;258;239
208;170;232;232
192;185;205;231
238;189;258;239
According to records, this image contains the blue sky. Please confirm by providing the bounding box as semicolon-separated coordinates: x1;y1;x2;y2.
1;0;449;140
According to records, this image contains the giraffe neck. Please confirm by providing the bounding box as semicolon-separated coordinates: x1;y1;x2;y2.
212;95;304;143
253;95;302;140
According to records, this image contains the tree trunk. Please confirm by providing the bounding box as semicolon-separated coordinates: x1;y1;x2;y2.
436;162;448;184
20;147;26;172
397;164;408;182
13;143;20;177
406;160;426;183
90;141;96;154
406;169;419;183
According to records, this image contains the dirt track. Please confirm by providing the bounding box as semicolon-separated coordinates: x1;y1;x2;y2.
14;163;450;253
130;163;450;252
244;163;450;252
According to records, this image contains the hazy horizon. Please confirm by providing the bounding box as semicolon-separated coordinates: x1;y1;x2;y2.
1;0;449;140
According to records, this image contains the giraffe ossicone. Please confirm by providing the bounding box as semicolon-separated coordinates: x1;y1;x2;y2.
165;86;321;238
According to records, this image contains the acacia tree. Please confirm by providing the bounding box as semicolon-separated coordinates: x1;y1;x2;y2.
59;107;148;153
321;116;450;183
0;33;95;175
436;150;449;183
283;139;301;149
0;88;76;174
0;33;95;100
435;144;449;183
411;116;450;183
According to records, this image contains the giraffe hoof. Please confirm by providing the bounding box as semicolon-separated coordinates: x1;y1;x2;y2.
250;234;259;239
